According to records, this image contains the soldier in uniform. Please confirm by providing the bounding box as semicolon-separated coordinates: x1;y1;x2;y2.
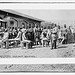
51;24;58;49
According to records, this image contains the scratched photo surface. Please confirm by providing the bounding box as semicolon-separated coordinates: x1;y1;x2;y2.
0;64;74;72
0;9;75;58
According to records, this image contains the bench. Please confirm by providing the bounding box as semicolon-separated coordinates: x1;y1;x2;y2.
5;38;21;49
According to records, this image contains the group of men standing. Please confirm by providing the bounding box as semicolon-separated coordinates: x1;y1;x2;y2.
0;23;75;49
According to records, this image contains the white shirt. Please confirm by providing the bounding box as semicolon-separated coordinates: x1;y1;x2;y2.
22;32;26;41
52;27;58;33
2;32;8;41
21;28;26;33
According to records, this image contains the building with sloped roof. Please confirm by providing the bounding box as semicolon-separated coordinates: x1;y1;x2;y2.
0;9;44;29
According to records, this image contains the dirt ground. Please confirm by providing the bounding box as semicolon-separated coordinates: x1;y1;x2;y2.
0;43;75;58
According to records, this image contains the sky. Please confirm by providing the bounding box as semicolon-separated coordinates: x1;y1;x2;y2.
15;9;75;27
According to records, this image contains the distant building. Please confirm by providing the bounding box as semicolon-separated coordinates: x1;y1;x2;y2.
0;10;44;29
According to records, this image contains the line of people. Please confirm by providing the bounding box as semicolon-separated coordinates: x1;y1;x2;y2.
0;23;75;49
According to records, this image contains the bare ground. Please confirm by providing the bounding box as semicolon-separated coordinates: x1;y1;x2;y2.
0;43;75;58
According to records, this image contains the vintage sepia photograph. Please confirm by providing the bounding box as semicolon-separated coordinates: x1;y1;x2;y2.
0;9;75;58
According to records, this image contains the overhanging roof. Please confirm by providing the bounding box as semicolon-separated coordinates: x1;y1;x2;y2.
0;19;6;22
1;9;44;22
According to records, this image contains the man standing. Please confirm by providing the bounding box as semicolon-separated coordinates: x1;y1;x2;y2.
62;24;68;44
51;24;58;49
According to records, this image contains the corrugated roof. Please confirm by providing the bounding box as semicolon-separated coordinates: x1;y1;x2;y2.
1;9;44;22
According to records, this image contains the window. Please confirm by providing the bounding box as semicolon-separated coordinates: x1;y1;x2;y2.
10;21;14;25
